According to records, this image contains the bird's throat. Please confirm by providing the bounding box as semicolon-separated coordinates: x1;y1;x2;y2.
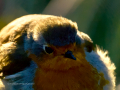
33;60;109;90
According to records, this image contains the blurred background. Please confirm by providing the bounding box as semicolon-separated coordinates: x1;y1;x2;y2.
0;0;120;89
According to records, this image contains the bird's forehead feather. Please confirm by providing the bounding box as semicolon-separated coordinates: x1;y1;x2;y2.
33;16;78;46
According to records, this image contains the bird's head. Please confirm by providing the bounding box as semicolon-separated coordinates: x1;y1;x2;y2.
25;16;94;72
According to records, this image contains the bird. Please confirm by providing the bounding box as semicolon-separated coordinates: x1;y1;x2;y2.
0;14;116;90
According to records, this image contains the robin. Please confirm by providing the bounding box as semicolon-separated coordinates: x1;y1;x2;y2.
0;14;116;90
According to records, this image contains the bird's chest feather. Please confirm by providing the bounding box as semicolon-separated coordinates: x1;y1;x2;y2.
33;60;109;90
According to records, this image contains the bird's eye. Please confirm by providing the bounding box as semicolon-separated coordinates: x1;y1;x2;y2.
43;45;54;54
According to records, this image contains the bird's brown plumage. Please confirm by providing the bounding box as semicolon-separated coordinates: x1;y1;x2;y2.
0;14;115;90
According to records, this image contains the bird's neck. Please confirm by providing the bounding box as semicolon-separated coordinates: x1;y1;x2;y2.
33;65;109;90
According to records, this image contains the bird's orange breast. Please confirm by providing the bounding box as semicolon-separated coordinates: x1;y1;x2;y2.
33;63;109;90
30;44;109;90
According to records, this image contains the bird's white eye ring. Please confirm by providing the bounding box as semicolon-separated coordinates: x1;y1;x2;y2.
43;45;54;54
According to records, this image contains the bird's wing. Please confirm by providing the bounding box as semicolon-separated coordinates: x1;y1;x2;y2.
0;14;51;77
76;31;116;90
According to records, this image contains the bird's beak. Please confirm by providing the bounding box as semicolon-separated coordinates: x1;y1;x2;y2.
64;50;76;60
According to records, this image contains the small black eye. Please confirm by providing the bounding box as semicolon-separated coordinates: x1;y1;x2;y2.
44;46;54;54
